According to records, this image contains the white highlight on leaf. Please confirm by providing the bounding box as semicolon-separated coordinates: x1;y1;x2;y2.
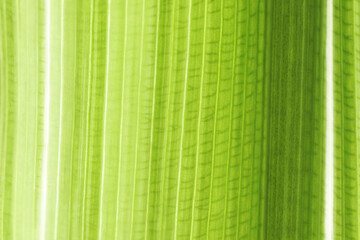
98;0;111;239
114;0;127;238
326;0;333;239
174;0;192;239
54;0;64;239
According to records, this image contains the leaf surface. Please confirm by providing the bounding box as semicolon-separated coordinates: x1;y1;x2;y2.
0;0;326;239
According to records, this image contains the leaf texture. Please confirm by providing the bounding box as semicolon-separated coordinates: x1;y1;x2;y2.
334;0;360;239
0;0;326;239
266;1;327;239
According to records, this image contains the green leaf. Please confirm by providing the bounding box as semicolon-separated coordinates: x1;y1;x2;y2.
334;0;360;239
265;1;327;239
0;0;327;239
